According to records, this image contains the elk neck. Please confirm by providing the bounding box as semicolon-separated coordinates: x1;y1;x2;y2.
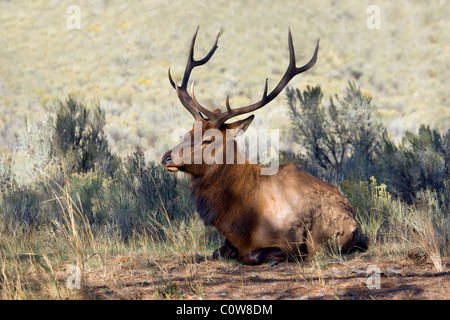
189;162;261;250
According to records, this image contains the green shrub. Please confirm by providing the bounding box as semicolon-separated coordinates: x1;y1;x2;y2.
67;171;109;225
287;82;383;183
52;96;115;175
17;119;54;180
99;151;190;240
102;177;143;240
0;155;15;196
113;151;178;218
0;187;42;229
380;125;449;204
0;96;193;239
0;155;43;231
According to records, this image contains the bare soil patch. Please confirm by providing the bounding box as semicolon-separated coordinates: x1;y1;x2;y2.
83;254;449;300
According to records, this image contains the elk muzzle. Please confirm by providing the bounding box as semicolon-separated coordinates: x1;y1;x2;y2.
162;150;182;172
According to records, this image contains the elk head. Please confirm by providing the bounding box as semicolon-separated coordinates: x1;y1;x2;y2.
162;26;319;177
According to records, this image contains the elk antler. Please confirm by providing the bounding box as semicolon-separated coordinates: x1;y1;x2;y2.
168;26;220;121
169;26;319;126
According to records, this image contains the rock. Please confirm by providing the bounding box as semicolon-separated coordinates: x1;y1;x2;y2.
350;268;367;276
326;269;342;277
384;268;402;276
404;269;418;277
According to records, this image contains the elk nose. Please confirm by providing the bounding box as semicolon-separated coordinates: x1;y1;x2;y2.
162;151;173;165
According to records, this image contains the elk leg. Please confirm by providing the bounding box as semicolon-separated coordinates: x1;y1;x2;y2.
242;247;286;265
212;239;239;260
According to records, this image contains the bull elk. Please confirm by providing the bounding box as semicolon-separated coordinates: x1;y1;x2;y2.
162;27;359;265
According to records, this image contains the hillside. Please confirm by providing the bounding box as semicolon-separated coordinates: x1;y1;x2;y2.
1;0;449;159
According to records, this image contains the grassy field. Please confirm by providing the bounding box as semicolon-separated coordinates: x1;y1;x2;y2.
0;1;449;301
0;183;448;300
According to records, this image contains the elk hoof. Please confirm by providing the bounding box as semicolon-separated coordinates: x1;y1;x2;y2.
269;261;279;267
242;247;286;265
212;239;238;260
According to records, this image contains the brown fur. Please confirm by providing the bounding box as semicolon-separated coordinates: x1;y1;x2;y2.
162;28;356;264
162;119;358;264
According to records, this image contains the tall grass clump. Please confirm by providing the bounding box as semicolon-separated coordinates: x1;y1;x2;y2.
387;186;449;272
341;176;449;271
340;177;389;247
47;174;99;290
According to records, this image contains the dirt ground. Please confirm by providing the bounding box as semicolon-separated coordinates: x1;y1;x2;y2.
83;254;449;300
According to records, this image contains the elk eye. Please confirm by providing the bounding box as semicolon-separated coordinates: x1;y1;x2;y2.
202;139;212;145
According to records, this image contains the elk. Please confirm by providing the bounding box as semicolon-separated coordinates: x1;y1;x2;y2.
162;27;358;265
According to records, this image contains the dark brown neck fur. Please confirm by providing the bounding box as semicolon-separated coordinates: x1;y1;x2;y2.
190;164;261;251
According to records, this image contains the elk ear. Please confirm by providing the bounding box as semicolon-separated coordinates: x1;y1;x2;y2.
226;115;254;137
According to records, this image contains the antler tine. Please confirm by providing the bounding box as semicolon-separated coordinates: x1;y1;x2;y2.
181;26;220;90
168;68;177;89
225;95;231;113
212;31;319;126
168;26;220;120
169;27;318;126
262;78;268;99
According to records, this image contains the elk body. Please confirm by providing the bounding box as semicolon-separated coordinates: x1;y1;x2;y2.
162;27;358;265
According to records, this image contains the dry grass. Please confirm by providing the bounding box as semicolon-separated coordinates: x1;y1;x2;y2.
388;191;447;272
0;210;448;300
0;171;447;300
